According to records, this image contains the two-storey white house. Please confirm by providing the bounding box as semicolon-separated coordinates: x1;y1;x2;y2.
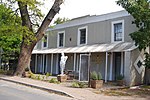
31;10;146;86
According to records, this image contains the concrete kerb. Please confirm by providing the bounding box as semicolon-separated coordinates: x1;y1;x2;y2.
0;77;74;98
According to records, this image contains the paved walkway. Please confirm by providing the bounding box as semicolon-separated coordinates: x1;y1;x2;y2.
0;75;148;100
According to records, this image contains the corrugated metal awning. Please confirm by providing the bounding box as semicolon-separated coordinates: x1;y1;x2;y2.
32;42;137;54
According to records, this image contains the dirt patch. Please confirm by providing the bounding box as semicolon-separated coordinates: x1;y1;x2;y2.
93;85;150;98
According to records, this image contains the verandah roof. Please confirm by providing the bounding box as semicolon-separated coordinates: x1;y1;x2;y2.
32;42;137;54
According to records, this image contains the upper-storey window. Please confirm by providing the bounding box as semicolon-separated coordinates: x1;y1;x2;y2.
42;34;48;49
111;20;124;42
57;31;65;47
78;26;88;45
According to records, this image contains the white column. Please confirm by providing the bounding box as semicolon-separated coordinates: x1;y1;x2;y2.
109;52;113;81
45;55;48;73
35;54;37;73
42;54;45;73
76;55;79;72
88;53;91;82
121;52;124;75
56;54;59;74
73;53;76;71
51;54;53;74
105;52;108;83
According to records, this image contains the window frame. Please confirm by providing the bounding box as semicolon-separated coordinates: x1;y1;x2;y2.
78;26;88;46
111;20;124;43
42;34;48;49
57;31;65;48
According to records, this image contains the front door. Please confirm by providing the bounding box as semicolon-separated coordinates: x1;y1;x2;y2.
114;52;122;80
79;54;89;81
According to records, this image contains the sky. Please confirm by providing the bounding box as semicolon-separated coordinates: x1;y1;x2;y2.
42;0;124;20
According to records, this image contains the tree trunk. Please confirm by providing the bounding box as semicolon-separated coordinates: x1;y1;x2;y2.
14;43;33;76
14;0;63;76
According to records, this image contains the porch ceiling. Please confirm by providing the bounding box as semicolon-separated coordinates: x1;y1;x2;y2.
32;42;137;54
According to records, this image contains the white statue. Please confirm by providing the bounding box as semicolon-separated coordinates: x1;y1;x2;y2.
60;52;68;75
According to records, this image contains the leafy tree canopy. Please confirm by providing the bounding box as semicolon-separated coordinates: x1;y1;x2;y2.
117;0;150;50
0;4;22;60
117;0;150;68
0;0;64;75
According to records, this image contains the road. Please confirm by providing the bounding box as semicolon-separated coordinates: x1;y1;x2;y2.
0;80;73;100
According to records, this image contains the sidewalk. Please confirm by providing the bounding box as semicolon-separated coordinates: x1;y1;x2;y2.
0;75;147;100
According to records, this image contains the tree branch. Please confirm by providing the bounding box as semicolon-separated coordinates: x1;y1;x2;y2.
35;0;63;41
18;1;32;31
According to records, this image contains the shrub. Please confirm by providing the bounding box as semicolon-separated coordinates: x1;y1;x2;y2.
78;82;87;88
0;69;7;74
30;73;36;79
36;75;41;80
72;82;87;88
49;78;60;84
97;72;102;80
116;75;124;80
6;70;14;75
90;71;98;80
0;69;14;75
90;71;102;80
41;75;45;80
46;72;52;78
72;82;80;88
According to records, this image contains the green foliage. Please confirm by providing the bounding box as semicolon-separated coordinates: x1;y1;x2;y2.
0;69;7;74
130;30;150;51
72;82;87;88
41;75;45;80
117;0;150;68
144;52;150;69
54;17;70;25
0;69;14;75
91;71;98;80
0;0;43;48
116;74;124;80
97;72;102;80
2;0;44;28
0;4;22;61
72;82;80;88
90;71;102;80
30;73;36;79
36;75;41;80
49;78;60;84
0;0;63;75
117;0;150;51
0;4;37;62
46;72;52;78
30;73;44;80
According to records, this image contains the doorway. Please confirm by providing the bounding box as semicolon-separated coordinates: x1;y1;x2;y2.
114;52;123;80
79;54;89;81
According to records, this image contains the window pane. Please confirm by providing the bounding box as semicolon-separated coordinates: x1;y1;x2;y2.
43;35;47;47
59;33;64;47
114;23;122;41
80;29;86;44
